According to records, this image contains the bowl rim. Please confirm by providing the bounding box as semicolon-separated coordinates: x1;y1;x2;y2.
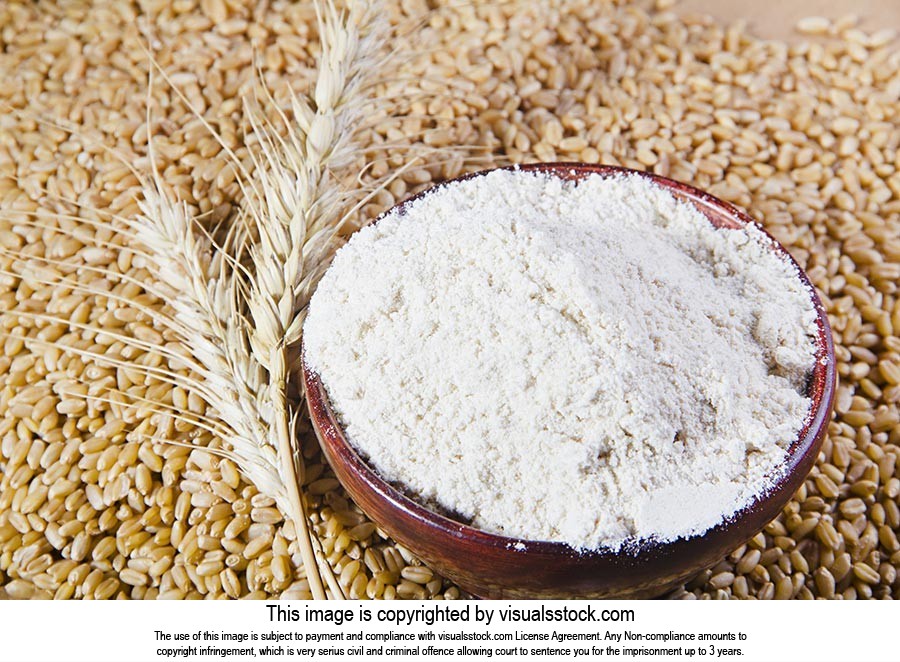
302;161;837;560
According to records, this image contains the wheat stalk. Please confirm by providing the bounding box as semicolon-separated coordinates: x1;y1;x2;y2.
130;0;390;599
235;0;390;599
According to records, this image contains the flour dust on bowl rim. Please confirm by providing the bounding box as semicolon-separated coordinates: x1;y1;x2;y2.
301;163;837;599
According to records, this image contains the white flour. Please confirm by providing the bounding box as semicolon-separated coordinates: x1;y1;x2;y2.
303;169;819;550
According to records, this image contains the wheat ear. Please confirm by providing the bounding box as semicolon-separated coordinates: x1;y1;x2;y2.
237;0;389;598
130;0;389;599
1;0;395;599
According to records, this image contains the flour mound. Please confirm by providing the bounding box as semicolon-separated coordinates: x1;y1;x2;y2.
303;170;818;550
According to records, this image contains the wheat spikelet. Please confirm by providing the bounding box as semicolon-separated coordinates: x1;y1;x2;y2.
243;0;389;354
238;0;391;599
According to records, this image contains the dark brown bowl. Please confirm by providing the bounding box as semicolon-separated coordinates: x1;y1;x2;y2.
302;163;836;599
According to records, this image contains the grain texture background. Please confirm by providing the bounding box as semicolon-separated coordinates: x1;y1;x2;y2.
1;0;899;600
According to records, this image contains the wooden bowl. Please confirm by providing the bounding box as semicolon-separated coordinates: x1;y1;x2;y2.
302;163;836;599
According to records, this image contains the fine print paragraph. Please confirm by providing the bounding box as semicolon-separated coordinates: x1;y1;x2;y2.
152;603;750;660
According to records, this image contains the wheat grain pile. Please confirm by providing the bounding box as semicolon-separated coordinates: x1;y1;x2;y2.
1;0;898;600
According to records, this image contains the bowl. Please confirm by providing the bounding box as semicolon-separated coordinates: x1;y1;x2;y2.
302;163;836;599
